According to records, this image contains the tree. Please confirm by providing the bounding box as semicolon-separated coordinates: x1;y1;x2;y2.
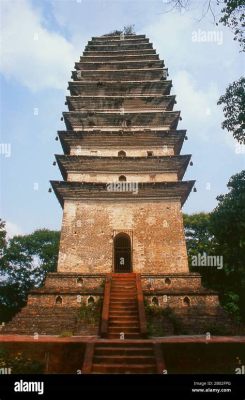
183;172;245;320
217;77;245;144
210;170;245;320
106;25;136;36
162;1;245;49
123;25;135;35
218;0;245;51
0;219;7;258
183;212;222;289
0;229;60;322
161;1;245;143
183;212;214;256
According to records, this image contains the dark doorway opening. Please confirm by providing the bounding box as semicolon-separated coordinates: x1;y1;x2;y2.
114;233;132;273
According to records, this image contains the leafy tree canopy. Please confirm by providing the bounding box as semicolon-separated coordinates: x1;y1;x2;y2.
217;77;245;144
0;228;60;322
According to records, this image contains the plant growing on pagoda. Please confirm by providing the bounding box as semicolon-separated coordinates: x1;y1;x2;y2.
78;298;102;324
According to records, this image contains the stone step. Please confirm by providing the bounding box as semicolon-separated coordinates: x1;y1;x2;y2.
111;283;136;286
111;281;136;284
110;290;136;293
109;315;138;320
110;298;137;303
110;302;136;306
109;304;138;309
108;326;140;333
107;333;142;339
108;321;139;327
93;355;155;365
92;363;156;373
110;296;137;300
110;304;137;308
109;311;138;317
110;288;136;292
95;346;153;356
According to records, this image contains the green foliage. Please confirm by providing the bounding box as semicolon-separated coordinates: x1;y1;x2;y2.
183;212;216;256
78;299;102;324
105;25;135;36
0;228;60;322
222;292;240;317
184;171;245;321
104;30;122;36
218;0;245;51
183;212;220;288
123;25;135;35
0;349;44;374
145;304;186;336
162;307;186;334
217;77;245;144
210;170;245;320
59;331;73;337
0;219;7;258
207;323;228;335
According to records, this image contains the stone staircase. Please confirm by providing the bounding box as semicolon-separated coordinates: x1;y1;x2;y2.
85;341;160;374
82;273;165;373
107;273;141;339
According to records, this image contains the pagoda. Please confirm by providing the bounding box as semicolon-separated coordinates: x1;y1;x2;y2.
2;32;232;373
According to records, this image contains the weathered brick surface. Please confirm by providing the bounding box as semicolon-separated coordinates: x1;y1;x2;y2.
67;172;177;182
145;294;220;308
70;146;174;157
57;200;189;274
28;294;101;307
1;306;100;336
141;273;202;290
45;273;105;289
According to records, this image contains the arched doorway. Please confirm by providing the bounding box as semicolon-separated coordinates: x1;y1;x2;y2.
114;233;132;273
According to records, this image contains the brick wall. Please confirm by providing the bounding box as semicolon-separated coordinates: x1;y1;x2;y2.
70;146;174;156
141;274;202;290
57;199;189;274
28;294;101;307
144;294;220;308
67;172;177;182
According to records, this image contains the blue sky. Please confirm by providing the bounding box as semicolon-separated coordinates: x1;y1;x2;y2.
0;0;244;237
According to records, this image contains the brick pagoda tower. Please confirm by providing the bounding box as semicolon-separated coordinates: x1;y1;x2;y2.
2;33;231;372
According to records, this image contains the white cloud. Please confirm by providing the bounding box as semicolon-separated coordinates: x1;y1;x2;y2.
5;221;23;238
0;0;78;91
173;70;219;125
143;11;242;148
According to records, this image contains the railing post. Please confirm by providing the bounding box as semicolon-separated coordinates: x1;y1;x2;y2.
100;273;112;338
136;273;147;338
